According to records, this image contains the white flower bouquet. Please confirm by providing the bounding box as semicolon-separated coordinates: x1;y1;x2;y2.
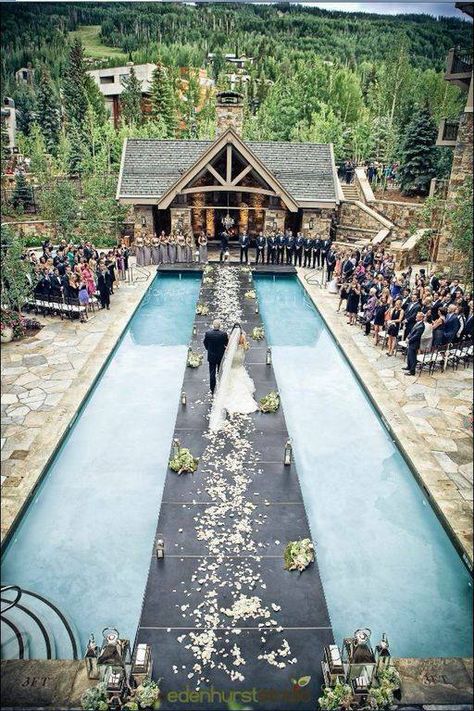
283;538;314;573
196;303;209;315
187;350;203;368
259;391;280;413
244;290;256;299
251;326;265;341
169;447;199;474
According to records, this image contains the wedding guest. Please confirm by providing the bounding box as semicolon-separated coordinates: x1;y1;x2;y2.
303;235;313;268
267;232;277;265
255;232;266;264
346;278;361;325
403;312;425;376
151;233;161;265
198;231;208;263
386;298;404;356
239;231;250;264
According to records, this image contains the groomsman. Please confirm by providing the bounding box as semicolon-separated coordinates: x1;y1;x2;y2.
321;236;331;267
266;232;277;264
276;231;285;264
303;235;313;268
312;236;322;269
239;231;250;264
326;247;336;282
219;230;229;262
285;230;295;265
255;231;266;264
294;232;304;267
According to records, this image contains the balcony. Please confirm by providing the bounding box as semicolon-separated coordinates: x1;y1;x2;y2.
436;118;460;147
445;47;473;88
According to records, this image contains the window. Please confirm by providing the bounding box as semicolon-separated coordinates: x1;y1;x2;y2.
100;76;115;85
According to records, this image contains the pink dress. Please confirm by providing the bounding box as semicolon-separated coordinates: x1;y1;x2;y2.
82;267;96;296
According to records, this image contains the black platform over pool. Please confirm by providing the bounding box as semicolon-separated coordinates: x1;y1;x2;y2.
136;265;333;711
156;262;297;276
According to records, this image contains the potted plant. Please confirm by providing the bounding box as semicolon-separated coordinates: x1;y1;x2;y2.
259;391;280;413
135;677;161;709
283;538;314;573
169;447;199;475
318;680;353;710
196;303;209;315
251;326;264;341
187;350;203;368
80;682;109;711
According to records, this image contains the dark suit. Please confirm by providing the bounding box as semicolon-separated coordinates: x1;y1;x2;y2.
312;238;322;269
219;232;229;262
285;234;295;265
266;236;277;264
442;313;460;344
303;238;313;268
404;301;420;338
255;236;266;264
203;328;229;393
326;250;336;281
239;234;249;264
294;235;304;267
407;321;425;374
276;234;285;264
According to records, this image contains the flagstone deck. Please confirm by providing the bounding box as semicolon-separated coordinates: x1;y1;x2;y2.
0;271;151;545
298;267;473;568
136;266;333;711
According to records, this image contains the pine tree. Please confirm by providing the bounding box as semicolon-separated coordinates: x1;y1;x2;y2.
67;126;89;177
84;73;108;126
36;67;61;156
11;172;34;213
149;62;176;137
63;39;88;130
397;107;437;196
120;66;143;126
1;119;10;173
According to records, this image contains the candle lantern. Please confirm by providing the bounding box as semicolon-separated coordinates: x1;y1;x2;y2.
375;633;391;671
255;304;259;314
193;324;197;336
156;536;165;559
284;439;292;466
84;633;99;679
172;438;180;458
181;391;187;406
266;347;272;365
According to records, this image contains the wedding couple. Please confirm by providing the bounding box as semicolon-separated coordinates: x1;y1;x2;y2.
203;320;258;431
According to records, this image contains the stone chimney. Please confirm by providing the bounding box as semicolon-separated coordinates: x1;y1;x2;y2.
216;90;244;136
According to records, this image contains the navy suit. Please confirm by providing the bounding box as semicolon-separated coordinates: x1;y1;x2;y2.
312;239;322;268
276;234;285;264
219;232;229;262
255;236;266;264
294;236;304;267
407;321;425;374
266;236;277;264
285;234;295;265
443;314;461;344
303;238;313;268
203;328;229;393
239;234;249;264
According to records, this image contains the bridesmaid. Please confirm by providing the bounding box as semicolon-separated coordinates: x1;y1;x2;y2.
185;232;194;263
151;233;160;265
176;231;186;262
198;231;208;263
135;234;145;266
159;231;168;264
143;236;152;266
168;231;177;264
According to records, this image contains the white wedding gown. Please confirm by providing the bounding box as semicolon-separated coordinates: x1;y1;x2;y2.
208;328;258;431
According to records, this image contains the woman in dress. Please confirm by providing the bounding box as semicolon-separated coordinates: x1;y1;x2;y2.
176;231;186;262
159;231;168;264
106;252;117;293
198;231;208;264
82;262;96;296
420;311;434;352
151;234;160;265
346;278;361;325
431;307;447;347
364;287;378;336
135;235;145;266
386;298;404;356
168;232;177;264
373;294;389;346
143;237;152;267
185;233;194;263
337;280;349;313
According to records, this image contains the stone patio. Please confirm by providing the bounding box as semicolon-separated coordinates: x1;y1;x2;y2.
299;267;473;567
0;269;151;543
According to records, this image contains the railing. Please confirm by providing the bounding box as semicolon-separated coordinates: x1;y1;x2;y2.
447;47;473;76
442;119;460;142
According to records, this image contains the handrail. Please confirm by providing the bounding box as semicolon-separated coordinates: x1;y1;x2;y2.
0;585;22;614
1;615;25;659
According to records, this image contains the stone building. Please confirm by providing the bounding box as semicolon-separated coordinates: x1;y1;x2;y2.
435;1;473;268
116;91;340;242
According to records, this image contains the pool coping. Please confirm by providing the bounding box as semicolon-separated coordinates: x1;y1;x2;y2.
0;273;200;555
296;270;473;572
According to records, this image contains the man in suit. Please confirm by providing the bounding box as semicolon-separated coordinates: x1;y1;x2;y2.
239;231;249;264
285;230;295;265
219;230;229;263
294;232;304;267
403;312;425;376
442;304;461;344
255;231;266;264
429;272;440;293
266;232;277;265
303;235;313;268
276;231;285;264
321;237;331;270
326;247;337;283
403;296;420;338
312;236;322;269
203;320;229;394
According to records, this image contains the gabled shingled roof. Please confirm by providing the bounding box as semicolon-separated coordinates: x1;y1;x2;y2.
117;136;338;205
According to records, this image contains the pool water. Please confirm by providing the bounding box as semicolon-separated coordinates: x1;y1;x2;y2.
255;275;473;659
1;274;201;652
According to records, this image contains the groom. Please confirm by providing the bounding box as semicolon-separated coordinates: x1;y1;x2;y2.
203;319;229;394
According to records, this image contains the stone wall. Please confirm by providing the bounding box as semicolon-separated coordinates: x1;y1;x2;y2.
372;200;426;234
170;207;192;233
437;110;473;270
216;104;244;136
264;209;286;233
301;208;332;238
133;205;154;240
1;219;56;239
339;203;381;231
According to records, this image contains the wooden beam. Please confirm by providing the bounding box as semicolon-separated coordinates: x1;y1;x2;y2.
180;185;277;197
226;144;232;183
230;164;252;186
205;163;226;186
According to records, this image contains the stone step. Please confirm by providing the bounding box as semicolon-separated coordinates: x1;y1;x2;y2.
371;227;391;245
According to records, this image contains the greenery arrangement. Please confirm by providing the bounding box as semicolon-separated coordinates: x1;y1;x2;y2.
318;680;353;711
203;276;214;285
169;447;199;475
283;538;314;573
251;326;264;341
1;227;33;311
187;350;203;368
1;309;26;340
80;682;108;711
196;303;209;315
244;290;256;299
368;666;402;710
259;391;280;413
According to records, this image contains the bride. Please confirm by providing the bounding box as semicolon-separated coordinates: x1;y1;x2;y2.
209;323;258;431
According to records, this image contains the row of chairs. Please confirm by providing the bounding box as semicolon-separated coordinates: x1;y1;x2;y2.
25;294;100;321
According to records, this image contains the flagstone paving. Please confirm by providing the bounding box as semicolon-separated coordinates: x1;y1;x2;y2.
0;270;151;543
299;267;473;566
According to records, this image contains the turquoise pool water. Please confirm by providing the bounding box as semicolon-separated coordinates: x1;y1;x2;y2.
1;274;200;653
255;275;473;659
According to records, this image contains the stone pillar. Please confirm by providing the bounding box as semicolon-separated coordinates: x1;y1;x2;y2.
437;111;473;269
133;205;153;241
301;209;331;238
216;91;244;136
264;209;286;233
170;207;192;233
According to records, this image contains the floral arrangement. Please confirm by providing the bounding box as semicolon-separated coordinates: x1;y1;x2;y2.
22;317;43;332
135;677;161;709
204;265;214;275
244;290;256;299
203;276;214;285
318;680;353;710
196;303;209;316
80;682;109;711
169;447;199;474
251;326;264;341
1;309;25;339
187;350;203;368
283;538;314;572
366;666;401;709
240;266;251;273
259;391;280;413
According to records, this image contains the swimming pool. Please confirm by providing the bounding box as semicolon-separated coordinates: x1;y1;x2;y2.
255;275;473;659
1;274;201;656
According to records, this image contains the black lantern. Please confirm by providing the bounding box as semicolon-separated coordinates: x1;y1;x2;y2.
284;439;292;466
309;217;315;230
141;215;147;228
